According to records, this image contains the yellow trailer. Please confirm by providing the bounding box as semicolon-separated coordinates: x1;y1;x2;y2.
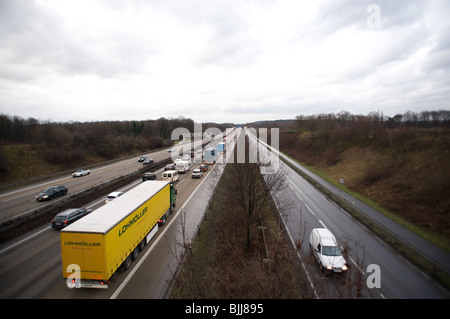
60;181;176;288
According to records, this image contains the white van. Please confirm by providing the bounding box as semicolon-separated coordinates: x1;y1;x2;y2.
176;160;190;173
161;170;179;183
309;228;348;273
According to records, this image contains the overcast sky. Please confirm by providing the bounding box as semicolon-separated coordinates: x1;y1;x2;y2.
0;0;449;124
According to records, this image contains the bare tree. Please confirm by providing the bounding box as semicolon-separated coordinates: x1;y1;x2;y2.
217;132;289;249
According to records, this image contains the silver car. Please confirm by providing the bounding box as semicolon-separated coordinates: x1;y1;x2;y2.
191;168;203;179
72;169;90;177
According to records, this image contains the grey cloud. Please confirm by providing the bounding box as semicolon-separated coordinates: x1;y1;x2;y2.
146;0;266;68
422;25;450;74
0;0;448;124
313;0;427;35
0;0;156;81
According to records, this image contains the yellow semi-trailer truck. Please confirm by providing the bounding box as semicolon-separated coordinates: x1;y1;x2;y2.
60;181;176;288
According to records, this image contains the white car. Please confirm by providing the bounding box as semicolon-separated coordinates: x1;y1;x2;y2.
105;191;124;203
191;168;203;179
72;169;90;177
161;170;179;183
309;228;348;273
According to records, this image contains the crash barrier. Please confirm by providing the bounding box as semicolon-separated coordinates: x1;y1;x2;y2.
0;158;172;243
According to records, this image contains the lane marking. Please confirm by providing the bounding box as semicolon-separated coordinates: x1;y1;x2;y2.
0;226;50;255
305;204;315;215
282;210;319;299
348;255;365;275
318;219;327;229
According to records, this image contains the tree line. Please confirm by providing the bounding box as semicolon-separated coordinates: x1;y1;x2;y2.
295;109;450;130
0;114;199;172
285;109;450;154
0;114;196;146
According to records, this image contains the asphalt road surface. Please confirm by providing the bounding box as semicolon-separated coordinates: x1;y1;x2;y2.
0;141;202;221
0;159;223;298
247;129;450;299
1;128;448;299
0;132;236;299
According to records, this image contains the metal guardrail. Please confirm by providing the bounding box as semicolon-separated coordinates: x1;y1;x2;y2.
0;138;214;241
0;146;172;193
0;158;172;236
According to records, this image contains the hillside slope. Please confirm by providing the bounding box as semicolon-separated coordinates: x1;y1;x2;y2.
279;127;450;242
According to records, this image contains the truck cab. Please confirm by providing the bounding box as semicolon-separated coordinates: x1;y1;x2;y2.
309;228;348;274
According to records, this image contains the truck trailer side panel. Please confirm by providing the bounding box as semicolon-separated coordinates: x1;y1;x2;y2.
104;184;169;278
61;181;171;282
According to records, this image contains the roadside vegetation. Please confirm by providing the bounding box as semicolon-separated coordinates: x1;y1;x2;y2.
266;110;450;249
0;114;229;186
170;135;314;299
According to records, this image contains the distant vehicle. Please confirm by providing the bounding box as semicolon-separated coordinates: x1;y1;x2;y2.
199;164;208;172
105;191;124;203
203;147;217;165
309;228;348;274
176;160;190;173
217;142;226;153
191;168;203;179
143;158;154;165
138;156;147;162
164;163;176;171
36;185;68;201
51;208;92;230
168;147;174;152
72;169;90;177
182;154;191;161
194;150;203;163
161;170;179;183
142;172;156;181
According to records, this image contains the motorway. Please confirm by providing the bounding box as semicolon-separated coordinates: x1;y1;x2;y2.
1;127;449;299
247;129;450;299
0;142;196;221
0;131;235;299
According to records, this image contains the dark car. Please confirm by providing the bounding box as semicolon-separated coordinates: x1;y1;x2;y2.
199;164;208;172
164;163;176;171
142;172;156;181
51;208;92;230
138;156;147;162
143;158;154;165
35;185;68;201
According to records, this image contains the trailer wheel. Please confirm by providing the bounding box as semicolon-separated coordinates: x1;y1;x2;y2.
131;246;139;261
120;255;132;272
158;215;166;226
138;239;146;251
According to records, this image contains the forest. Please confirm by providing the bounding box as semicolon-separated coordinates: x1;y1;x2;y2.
0;114;235;184
0;115;199;183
